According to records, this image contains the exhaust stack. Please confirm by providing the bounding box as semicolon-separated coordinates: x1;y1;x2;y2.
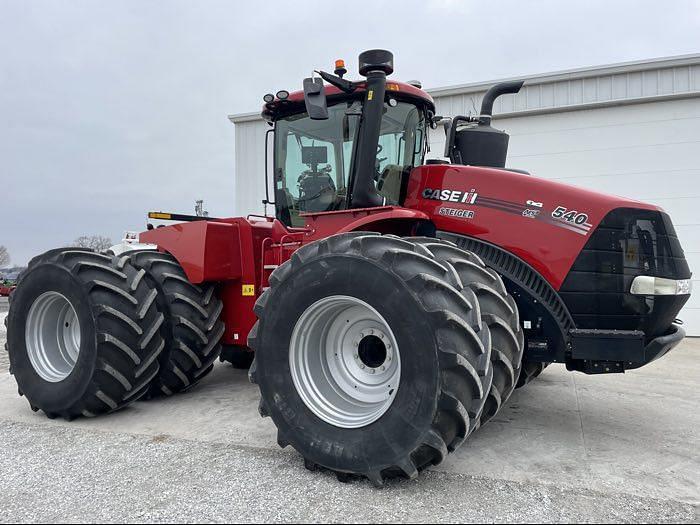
446;80;524;168
479;80;524;125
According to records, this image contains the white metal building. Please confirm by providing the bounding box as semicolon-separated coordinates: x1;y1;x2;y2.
229;54;700;335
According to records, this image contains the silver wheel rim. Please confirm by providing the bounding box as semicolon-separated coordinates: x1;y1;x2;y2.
290;295;401;428
25;291;81;382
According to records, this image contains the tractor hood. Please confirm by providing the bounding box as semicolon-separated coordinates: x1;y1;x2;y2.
404;164;671;289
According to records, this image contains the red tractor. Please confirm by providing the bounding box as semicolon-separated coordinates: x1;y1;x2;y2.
5;50;692;485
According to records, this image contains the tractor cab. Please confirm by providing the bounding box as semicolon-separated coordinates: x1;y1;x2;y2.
261;51;435;227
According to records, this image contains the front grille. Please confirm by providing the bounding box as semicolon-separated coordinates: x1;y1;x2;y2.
559;208;691;338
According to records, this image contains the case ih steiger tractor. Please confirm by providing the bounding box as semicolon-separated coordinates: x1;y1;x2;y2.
5;50;692;486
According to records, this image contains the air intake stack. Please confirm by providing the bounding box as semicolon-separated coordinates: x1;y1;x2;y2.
348;49;394;209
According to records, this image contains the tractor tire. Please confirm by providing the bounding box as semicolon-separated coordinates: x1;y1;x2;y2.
220;345;255;369
248;232;494;486
516;362;549;388
127;251;224;397
5;248;165;419
407;237;524;426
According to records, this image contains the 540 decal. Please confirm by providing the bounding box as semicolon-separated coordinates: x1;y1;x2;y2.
551;206;589;225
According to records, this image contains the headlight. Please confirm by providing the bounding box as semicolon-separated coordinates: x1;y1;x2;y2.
630;276;692;295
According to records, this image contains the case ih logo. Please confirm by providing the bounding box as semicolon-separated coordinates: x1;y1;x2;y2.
422;187;478;204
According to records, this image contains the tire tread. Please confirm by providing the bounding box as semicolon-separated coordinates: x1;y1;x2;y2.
6;248;165;419
250;233;499;485
127;251;224;397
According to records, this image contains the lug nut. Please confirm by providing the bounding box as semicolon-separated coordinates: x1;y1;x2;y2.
360;364;366;369
369;369;375;374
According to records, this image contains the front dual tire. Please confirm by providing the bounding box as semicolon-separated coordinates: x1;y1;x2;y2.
289;294;402;429
250;233;523;485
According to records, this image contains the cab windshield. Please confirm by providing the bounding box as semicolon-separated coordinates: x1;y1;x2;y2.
273;100;425;227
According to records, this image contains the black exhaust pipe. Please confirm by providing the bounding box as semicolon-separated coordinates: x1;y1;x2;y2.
446;80;525;168
348;49;394;209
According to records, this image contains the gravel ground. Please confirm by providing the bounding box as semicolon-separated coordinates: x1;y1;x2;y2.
0;419;695;524
1;302;698;522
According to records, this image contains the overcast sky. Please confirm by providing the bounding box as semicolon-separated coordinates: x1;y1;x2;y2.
1;0;699;266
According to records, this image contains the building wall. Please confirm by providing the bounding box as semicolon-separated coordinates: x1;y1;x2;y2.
231;55;700;334
232;118;269;217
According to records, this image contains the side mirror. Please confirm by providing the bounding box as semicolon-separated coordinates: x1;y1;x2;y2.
303;77;328;120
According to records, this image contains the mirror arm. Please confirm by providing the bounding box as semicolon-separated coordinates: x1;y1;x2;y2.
316;70;357;93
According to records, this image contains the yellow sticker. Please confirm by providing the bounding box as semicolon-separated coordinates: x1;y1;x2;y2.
242;284;255;296
367;90;373;100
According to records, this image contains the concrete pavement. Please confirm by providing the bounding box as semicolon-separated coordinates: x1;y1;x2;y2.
0;309;698;522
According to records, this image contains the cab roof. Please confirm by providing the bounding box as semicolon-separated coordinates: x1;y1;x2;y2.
261;80;435;122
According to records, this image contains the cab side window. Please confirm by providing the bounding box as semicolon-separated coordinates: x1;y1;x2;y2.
375;102;425;204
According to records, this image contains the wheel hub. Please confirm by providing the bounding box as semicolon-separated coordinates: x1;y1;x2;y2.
25;291;81;382
289;295;401;429
358;334;387;369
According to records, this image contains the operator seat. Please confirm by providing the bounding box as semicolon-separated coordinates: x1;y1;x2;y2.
298;170;337;213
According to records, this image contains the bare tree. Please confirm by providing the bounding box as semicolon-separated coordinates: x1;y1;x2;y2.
0;245;9;268
73;235;113;252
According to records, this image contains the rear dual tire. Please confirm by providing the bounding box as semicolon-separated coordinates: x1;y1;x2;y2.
119;251;225;397
5;249;165;419
250;233;522;485
6;248;225;419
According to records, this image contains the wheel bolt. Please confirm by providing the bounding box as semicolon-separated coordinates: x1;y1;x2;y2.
354;354;359;359
369;369;375;374
380;366;385;371
360;364;366;369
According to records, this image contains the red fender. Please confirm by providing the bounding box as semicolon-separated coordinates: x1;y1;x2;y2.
302;206;431;240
